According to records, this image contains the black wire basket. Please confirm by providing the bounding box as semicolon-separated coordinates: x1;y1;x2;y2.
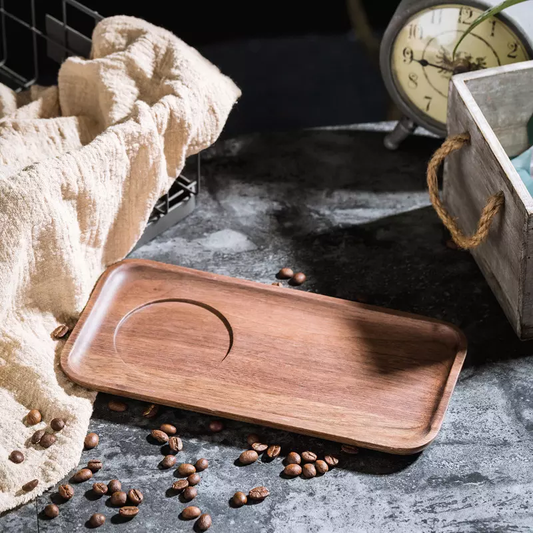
0;0;200;247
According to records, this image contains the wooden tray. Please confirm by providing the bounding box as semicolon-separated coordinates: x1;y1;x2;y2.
61;259;467;454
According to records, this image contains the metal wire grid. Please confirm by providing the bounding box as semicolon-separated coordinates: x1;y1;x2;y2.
0;0;199;243
0;0;101;89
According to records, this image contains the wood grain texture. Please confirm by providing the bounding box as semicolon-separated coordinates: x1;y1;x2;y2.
444;62;533;339
61;259;467;454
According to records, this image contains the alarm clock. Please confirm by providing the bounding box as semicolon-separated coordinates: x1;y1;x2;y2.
380;0;533;149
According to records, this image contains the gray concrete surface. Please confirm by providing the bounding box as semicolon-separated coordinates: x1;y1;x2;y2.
3;126;533;532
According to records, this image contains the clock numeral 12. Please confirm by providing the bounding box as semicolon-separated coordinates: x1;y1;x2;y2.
458;7;474;24
423;96;432;112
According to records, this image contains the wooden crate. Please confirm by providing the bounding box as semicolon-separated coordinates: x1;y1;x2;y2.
444;60;533;339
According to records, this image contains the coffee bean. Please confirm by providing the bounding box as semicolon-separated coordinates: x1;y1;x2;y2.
160;423;176;435
40;433;56;448
87;459;103;472
315;460;329;475
302;463;316;478
196;513;212;531
172;479;189;492
182;486;198;501
161;455;177;469
246;433;261;446
248;486;269;501
50;418;65;431
195;458;208;472
119;506;139;518
289;272;306;286
58;484;74;500
22;479;38;492
26;409;42;425
239;450;258;465
283;464;302;477
128;488;143;505
277;267;294;279
151;429;169;444
266;445;281;459
84;432;99;449
209;420;224;433
89;513;105;527
285;452;301;465
177;463;196;476
44;503;59;518
187;473;201;486
143;403;159;418
251;442;268;453
51;324;69;339
108;479;121;494
9;450;24;464
72;468;93;483
301;451;317;463
92;482;108;496
31;429;45;444
324;454;339;467
108;400;127;412
110;491;127;506
341;444;359;454
232;491;247;507
182;506;201;520
169;436;183;452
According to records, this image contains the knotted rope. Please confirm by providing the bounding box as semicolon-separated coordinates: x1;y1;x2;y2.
426;132;504;249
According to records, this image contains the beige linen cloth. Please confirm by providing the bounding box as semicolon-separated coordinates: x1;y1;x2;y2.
0;15;240;512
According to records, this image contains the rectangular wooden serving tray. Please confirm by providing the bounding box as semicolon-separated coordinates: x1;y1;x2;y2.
61;259;467;454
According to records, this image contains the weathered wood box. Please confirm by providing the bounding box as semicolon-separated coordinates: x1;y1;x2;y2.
444;60;533;340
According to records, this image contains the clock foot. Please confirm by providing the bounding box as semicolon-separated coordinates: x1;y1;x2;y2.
384;117;417;150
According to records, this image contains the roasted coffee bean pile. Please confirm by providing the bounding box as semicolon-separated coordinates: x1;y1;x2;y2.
10;409;67;491
146;413;214;530
35;399;173;525
39;435;145;525
36;397;357;529
237;433;349;483
274;267;307;287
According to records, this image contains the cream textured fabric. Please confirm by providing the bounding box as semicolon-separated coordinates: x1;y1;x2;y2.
0;15;240;512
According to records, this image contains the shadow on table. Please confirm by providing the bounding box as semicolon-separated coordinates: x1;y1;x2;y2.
205;129;533;366
272;202;533;369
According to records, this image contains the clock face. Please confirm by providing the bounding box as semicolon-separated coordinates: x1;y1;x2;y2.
391;4;529;126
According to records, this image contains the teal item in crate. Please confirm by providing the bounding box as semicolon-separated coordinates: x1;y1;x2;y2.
511;115;533;196
511;147;533;196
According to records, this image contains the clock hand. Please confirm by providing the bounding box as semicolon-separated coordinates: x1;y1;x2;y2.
415;58;453;72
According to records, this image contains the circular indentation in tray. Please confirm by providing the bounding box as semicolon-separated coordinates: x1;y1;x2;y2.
114;299;232;370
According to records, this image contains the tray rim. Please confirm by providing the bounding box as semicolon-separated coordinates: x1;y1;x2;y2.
61;258;468;455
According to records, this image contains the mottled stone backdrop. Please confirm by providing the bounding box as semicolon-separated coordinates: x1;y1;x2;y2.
3;128;533;532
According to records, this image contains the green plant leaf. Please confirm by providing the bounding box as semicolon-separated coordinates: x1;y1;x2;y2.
453;0;530;60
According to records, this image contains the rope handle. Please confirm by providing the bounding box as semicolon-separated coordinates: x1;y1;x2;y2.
427;132;505;250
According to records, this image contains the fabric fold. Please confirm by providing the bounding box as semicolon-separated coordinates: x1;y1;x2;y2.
0;15;240;512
